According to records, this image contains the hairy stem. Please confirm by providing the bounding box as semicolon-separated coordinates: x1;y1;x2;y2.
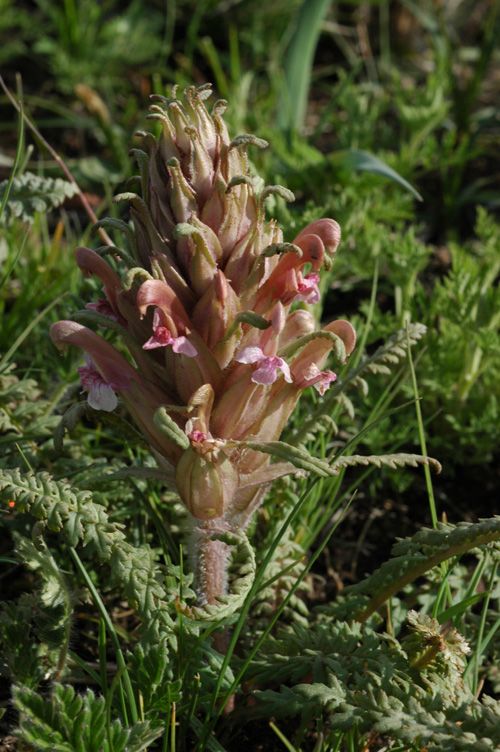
190;518;231;605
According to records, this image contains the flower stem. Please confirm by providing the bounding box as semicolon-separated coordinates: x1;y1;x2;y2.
190;518;230;605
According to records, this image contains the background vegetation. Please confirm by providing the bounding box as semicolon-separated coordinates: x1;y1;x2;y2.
0;1;498;750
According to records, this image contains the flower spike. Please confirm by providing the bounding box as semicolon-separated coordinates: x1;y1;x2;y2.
50;86;356;606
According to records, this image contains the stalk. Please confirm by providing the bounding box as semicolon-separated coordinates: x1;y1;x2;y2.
190;519;235;711
190;518;231;605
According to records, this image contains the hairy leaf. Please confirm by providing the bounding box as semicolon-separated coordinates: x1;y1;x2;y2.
0;172;78;226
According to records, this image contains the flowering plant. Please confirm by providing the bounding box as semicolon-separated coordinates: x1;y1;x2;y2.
50;85;356;605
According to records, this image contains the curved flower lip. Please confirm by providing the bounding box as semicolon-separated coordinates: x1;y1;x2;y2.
294;218;341;256
136;279;192;336
255;218;340;308
289;319;357;386
78;357;119;411
325;319;357;356
255;236;325;311
292;233;325;270
279;309;316;350
235;346;292;385
293;272;320;304
143;308;198;357
300;364;337;395
75;247;122;315
50;320;137;390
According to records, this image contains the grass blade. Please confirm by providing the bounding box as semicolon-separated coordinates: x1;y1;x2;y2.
0;293;66;369
333;149;423;201
278;0;332;132
69;547;138;725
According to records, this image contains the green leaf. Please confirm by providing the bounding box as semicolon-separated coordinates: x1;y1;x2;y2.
223;310;271;342
230;134;269;150
436;594;485;624
236;311;271;329
238;440;336;478
153;407;189;450
333;149;423;201
184;530;256;622
0;172;78;226
331;453;442;475
261;242;303;258
278;0;333;132
13;684;162;752
350;516;500;622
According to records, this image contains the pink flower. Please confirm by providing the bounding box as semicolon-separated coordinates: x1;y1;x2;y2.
143;308;197;357
302;363;337;395
294;273;320;304
78;357;119;411
85;299;121;322
189;429;207;443
235;346;292;385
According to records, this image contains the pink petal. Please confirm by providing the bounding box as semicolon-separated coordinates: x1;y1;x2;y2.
314;372;336;395
172;336;198;357
51;321;136;390
78;358;119;411
294;273;321;304
143;335;166;350
251;362;280;385
235;346;266;365
277;358;293;383
189;430;207;443
152;308;162;329
87;382;118;411
251;355;292;385
303;364;337;395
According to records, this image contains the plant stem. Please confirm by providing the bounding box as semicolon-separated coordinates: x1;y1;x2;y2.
190;519;231;605
190;518;235;713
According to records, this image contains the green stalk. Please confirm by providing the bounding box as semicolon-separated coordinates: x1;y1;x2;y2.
405;325;438;528
470;557;498;696
350;257;379;371
69;547;138;725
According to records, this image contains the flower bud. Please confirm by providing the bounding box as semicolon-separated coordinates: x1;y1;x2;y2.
192;271;240;365
175;447;238;520
167;157;197;223
185;127;214;205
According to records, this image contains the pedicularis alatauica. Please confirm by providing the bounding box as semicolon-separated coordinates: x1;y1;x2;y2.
50;85;356;605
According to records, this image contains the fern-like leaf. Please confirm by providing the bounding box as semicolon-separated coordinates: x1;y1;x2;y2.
0;173;78;226
331;452;442;474
13;683;162;752
348;517;500;621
